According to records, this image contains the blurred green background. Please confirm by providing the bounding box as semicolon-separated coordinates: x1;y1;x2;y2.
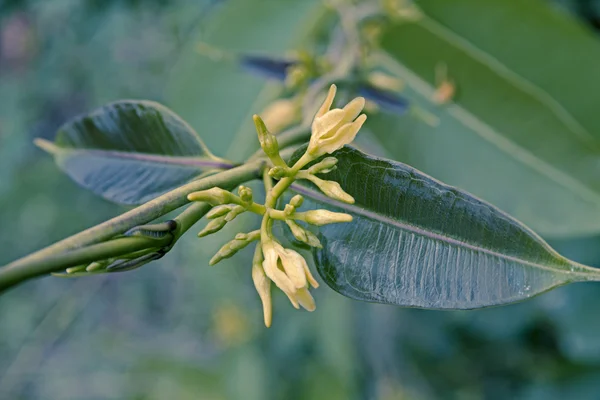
3;0;600;399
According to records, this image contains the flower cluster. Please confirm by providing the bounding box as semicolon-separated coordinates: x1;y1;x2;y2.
187;84;366;327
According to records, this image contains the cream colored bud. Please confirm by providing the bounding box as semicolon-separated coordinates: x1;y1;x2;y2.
206;205;233;219
289;194;304;208
260;98;299;134
253;115;279;156
368;71;404;92
301;209;353;226
197;216;227;237
306;175;354;204
285;220;322;248
252;253;273;328
238;186;253;204
86;261;108;272
307;157;338;174
188;188;235;206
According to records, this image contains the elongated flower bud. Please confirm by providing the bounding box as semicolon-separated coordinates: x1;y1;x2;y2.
285;220;322;248
188;188;237;206
251;246;272;327
301;209;353;226
198;216;227;237
307;157;338;174
224;205;246;222
206;205;234;219
305;175;354;204
210;230;260;265
253;115;287;167
289;194;304;208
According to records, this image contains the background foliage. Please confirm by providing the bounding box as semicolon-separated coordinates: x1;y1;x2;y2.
3;0;600;399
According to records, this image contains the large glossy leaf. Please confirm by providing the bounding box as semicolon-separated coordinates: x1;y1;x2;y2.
290;146;600;309
374;0;600;237
36;100;228;204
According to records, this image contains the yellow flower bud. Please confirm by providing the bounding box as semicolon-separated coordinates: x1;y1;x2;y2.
283;204;296;216
237;186;253;204
259;98;300;134
307;84;367;158
224;205;246;222
197;216;227;237
252;248;272;328
268;166;289;179
206;205;234;219
188;188;236;206
285;220;322;249
301;209;353;226
289;194;304;208
305;174;354;204
307;157;338;174
368;71;404;92
253;114;288;168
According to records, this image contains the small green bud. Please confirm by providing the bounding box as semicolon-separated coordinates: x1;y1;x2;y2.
66;265;87;274
285;220;322;248
284;204;296;216
225;205;246;222
188;187;236;206
289;194;304;208
268;166;290;180
207;205;234;219
198;216;227;237
253;115;279;156
86;261;107;272
308;157;338;174
301;209;353;226
238;186;253;204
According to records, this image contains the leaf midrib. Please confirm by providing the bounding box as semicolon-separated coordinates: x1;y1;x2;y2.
291;183;595;278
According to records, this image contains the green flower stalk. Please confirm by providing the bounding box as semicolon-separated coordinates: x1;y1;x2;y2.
187;84;367;327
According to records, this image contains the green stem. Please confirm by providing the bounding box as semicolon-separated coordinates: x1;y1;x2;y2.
0;159;264;291
0;236;171;292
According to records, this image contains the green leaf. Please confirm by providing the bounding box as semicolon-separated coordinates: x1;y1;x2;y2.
291;146;600;309
36;100;229;205
374;0;600;237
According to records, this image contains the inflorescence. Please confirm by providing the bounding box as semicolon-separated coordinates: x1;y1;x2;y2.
187;84;367;327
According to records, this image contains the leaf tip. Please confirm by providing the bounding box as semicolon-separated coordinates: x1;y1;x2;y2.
33;138;60;155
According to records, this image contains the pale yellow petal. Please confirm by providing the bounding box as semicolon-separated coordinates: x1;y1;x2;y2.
280;249;308;289
340;97;365;124
295;288;316;312
312;109;346;139
251;262;273;327
303;264;320;288
315;84;337;118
